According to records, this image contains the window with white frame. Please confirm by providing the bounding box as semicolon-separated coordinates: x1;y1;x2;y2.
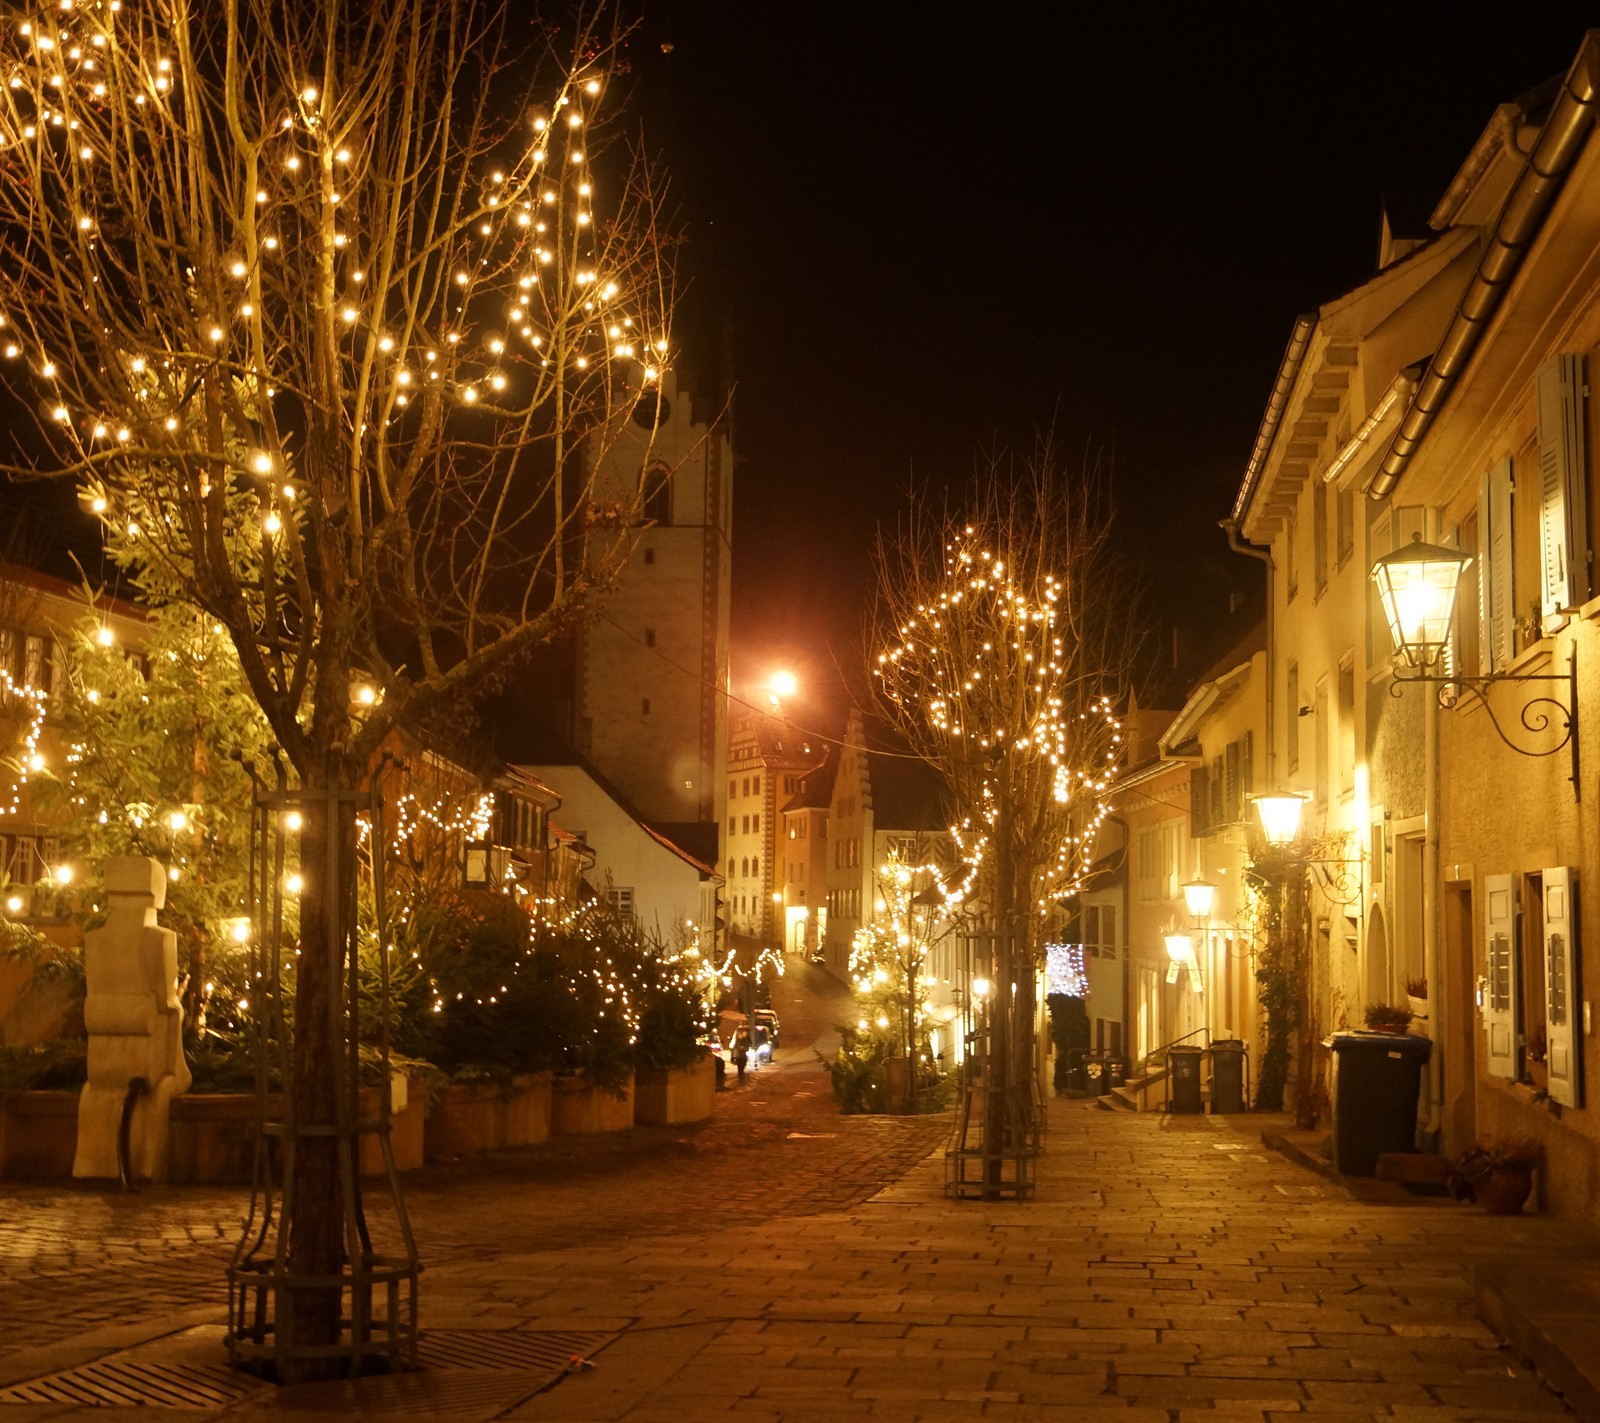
1482;868;1584;1109
1136;819;1183;903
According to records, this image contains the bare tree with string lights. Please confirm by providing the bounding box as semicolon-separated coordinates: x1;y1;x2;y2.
871;444;1136;1197
0;0;675;1374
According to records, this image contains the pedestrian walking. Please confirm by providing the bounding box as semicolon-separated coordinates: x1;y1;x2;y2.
732;1025;752;1084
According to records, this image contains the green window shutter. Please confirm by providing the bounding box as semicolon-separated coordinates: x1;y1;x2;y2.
1536;355;1590;620
1542;866;1584;1108
1479;460;1516;672
1483;873;1519;1081
1189;765;1209;841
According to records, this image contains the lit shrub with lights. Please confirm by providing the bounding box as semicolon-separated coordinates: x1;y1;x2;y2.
392;893;705;1093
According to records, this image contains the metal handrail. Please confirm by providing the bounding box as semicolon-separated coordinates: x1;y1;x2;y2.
1135;1026;1212;1077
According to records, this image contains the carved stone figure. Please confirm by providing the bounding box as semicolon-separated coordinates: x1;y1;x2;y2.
73;856;192;1182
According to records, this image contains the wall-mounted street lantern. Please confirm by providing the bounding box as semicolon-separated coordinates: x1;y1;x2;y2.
1181;878;1217;921
1370;535;1471;669
1248;790;1309;847
1371;535;1579;798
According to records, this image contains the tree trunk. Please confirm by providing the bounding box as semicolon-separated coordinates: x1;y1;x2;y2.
283;760;359;1381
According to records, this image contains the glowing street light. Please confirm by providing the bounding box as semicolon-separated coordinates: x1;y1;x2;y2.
1181;878;1216;921
1370;535;1470;669
1249;790;1309;847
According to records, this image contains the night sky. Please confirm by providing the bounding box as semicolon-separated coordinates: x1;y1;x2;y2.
630;7;1597;710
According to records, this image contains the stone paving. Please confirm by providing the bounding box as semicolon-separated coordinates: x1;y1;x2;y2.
0;959;947;1356
414;1104;1589;1423
1;957;1595;1419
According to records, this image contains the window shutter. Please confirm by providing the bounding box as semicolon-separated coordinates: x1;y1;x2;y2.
492;790;516;846
1224;739;1241;823
1241;730;1253;801
1478;460;1515;672
1208;754;1224;827
1189;765;1209;840
1536;355;1589;620
1542;866;1584;1108
1482;873;1519;1080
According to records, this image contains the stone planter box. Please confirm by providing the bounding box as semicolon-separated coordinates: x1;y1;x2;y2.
634;1054;716;1126
551;1072;634;1136
0;1090;78;1179
365;1074;427;1176
424;1073;552;1161
502;1072;553;1147
0;1079;425;1184
167;1078;424;1183
167;1092;269;1184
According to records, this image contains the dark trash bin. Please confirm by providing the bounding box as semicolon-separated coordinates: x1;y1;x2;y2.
1168;1044;1204;1114
1083;1052;1107;1096
1328;1031;1432;1176
1062;1048;1091;1094
1108;1058;1127;1090
1210;1039;1247;1114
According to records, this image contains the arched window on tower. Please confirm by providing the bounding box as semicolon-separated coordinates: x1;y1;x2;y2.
639;462;671;526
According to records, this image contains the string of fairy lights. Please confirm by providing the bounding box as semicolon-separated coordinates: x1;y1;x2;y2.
847;851;952;1046
0;669;49;818
0;0;669;562
875;528;1124;918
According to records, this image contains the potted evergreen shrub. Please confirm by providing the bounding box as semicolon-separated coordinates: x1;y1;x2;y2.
633;978;715;1126
1453;1133;1540;1215
1362;1002;1413;1035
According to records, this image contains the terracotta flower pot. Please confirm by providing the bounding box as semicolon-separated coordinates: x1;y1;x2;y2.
1477;1166;1534;1216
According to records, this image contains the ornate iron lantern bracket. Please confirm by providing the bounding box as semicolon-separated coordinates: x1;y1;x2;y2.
1388;647;1579;800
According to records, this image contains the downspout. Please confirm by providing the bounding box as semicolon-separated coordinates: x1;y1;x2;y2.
1224;520;1275;779
1228;314;1313;789
1368;33;1600;501
1423;673;1443;1143
1103;813;1132;1065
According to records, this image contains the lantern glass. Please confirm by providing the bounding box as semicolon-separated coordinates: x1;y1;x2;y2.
1250;790;1307;846
1181;879;1216;920
1164;932;1193;964
1370;535;1471;669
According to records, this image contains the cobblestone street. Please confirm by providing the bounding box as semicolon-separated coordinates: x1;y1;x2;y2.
1;963;1596;1418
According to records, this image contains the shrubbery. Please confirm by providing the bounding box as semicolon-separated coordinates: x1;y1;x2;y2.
2;882;709;1097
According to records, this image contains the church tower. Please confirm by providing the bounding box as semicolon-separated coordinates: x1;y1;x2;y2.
576;372;732;833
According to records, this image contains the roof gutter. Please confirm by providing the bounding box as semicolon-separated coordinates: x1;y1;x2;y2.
1369;32;1600;501
1230;315;1316;532
1331;365;1419;491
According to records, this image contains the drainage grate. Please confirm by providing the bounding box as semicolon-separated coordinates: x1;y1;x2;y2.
420;1328;614;1374
0;1355;265;1409
0;1325;617;1413
265;1331;617;1415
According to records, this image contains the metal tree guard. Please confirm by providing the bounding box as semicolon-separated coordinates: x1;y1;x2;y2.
945;927;1040;1200
226;751;419;1379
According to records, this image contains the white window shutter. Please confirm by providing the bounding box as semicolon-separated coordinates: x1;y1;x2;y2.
1483;873;1519;1080
1542;866;1584;1107
1536;355;1590;620
1478;460;1515;673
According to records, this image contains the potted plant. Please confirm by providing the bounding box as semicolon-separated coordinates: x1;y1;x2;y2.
1526;1027;1549;1093
1362;1002;1413;1035
1453;1133;1540;1215
1405;977;1428;1022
